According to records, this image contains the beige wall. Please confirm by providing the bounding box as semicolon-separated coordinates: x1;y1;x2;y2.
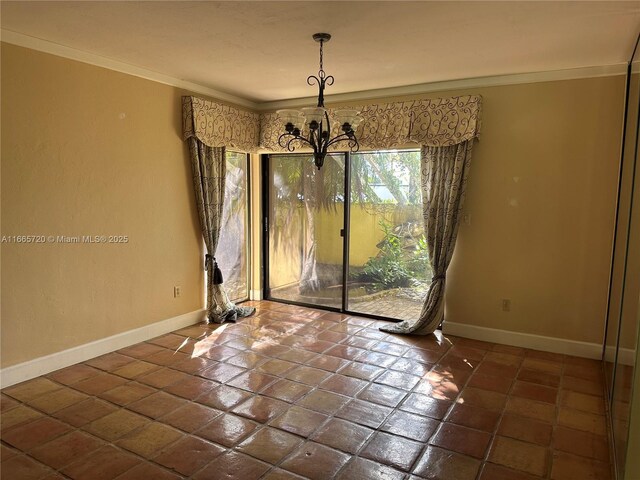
444;78;624;344
319;76;625;345
1;43;210;367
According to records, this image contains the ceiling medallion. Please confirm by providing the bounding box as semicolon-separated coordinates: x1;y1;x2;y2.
277;33;362;170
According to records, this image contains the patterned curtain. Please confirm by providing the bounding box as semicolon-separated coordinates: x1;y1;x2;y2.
188;138;255;323
380;140;474;334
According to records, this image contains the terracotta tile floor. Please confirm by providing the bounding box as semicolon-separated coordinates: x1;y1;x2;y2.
1;301;613;479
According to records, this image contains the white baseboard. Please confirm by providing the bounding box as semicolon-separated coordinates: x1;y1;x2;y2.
604;345;616;363
617;347;635;366
442;321;603;359
0;309;206;388
250;290;263;301
604;345;637;366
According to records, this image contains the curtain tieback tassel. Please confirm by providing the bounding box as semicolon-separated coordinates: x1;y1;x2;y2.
431;274;446;282
204;254;224;285
212;258;224;285
205;254;224;285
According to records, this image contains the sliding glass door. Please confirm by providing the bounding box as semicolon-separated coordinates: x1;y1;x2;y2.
264;150;427;321
346;150;427;321
266;154;344;309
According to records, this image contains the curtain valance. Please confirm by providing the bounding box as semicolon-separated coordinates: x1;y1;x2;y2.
259;103;415;152
182;94;482;152
182;96;260;152
259;95;482;151
407;95;482;146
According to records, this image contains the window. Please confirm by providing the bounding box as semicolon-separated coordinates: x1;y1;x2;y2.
216;151;250;302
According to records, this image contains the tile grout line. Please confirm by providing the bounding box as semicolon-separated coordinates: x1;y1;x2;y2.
235;311;442;478
547;359;565;480
1;301;614;480
329;333;452;478
1;353;195;479
1;304;336;479
256;314;403;478
475;347;533;480
0;315;485;479
185;308;378;478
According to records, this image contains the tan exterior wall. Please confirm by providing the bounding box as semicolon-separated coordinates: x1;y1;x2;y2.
267;203;421;289
315;204;422;267
268;205;304;289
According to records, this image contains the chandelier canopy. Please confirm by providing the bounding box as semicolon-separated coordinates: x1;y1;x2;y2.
277;33;362;169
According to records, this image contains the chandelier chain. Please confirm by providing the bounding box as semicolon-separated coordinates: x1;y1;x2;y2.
318;39;325;79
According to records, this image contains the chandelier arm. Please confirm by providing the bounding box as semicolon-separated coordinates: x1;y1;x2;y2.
285;139;297;152
278;133;313;152
324;134;360;153
287;138;311;152
325;133;353;148
277;132;294;148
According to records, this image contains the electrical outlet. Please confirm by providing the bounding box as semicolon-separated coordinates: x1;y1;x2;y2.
502;299;511;312
463;214;472;225
174;286;181;298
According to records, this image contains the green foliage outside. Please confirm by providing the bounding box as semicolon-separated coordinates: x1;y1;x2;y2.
355;220;431;290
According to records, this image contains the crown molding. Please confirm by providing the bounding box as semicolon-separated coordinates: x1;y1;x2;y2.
0;29;259;110
258;63;628;111
2;28;628;112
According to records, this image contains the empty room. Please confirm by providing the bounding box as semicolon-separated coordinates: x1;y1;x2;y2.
2;1;640;479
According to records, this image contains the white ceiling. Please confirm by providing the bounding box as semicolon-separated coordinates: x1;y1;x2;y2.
2;1;640;103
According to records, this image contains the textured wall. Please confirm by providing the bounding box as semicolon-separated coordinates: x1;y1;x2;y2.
1;43;206;367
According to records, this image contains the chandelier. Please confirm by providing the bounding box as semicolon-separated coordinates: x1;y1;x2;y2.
277;33;362;170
